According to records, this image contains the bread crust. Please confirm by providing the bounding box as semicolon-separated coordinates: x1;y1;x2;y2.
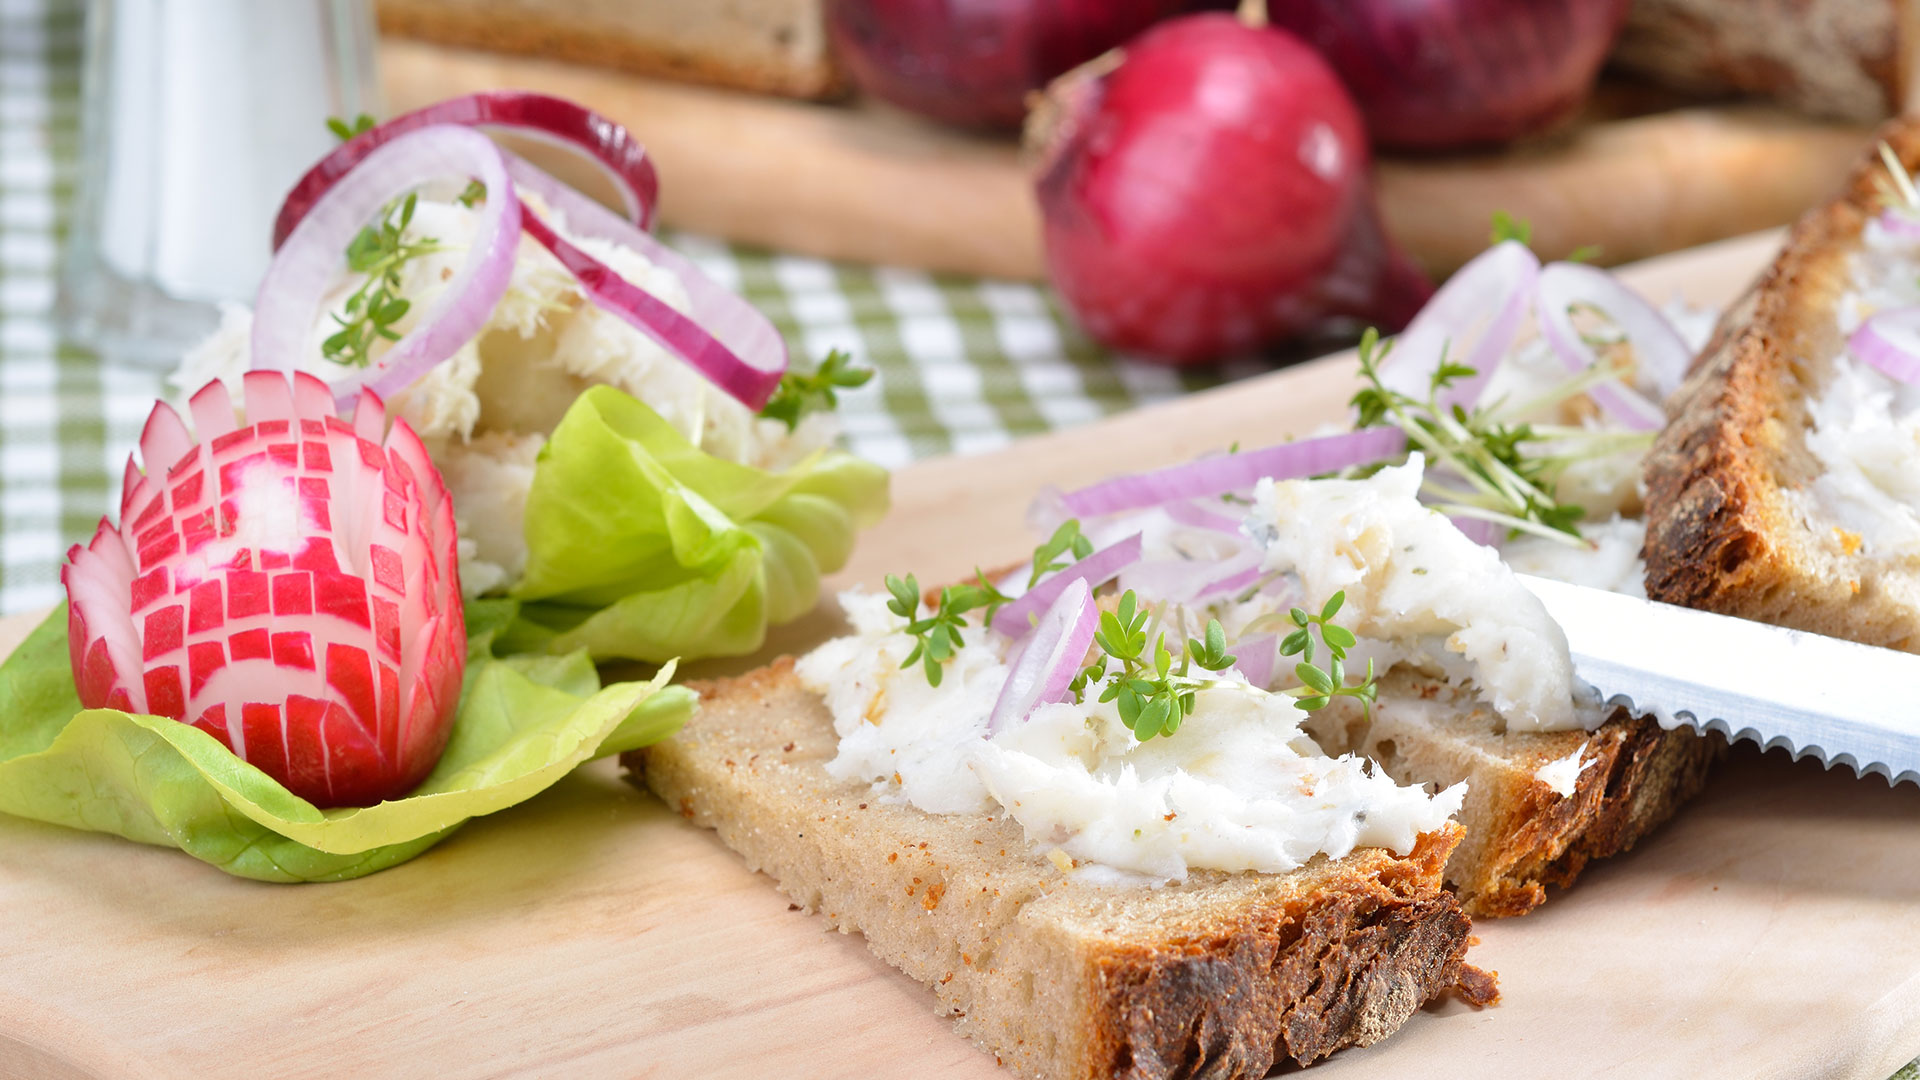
631;660;1484;1079
1458;710;1723;917
1320;677;1723;918
1644;119;1920;647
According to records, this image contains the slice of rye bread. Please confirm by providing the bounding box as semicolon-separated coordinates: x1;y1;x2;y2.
1303;673;1724;918
1645;119;1920;638
626;658;1493;1080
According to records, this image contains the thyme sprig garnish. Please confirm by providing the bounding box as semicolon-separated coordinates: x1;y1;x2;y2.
759;349;874;431
1278;591;1379;719
322;191;443;369
1349;327;1603;544
1068;590;1237;741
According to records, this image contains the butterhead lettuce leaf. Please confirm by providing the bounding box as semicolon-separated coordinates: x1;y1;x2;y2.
508;385;889;662
0;603;694;883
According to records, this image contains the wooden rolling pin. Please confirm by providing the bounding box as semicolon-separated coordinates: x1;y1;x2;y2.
383;37;1869;280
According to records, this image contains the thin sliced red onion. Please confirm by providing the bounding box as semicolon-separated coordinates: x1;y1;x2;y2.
991;532;1143;638
1535;261;1690;428
986;577;1098;735
508;157;789;410
1164;500;1244;534
1849;307;1920;383
1053;428;1407;521
513;196;784;411
1231;633;1276;690
1879;208;1920;242
1195;561;1263;601
1119;546;1260;606
1384;240;1539;409
251;125;520;410
1449;515;1503;547
273;91;658;249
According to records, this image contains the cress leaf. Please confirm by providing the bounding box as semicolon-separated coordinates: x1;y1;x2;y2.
0;604;695;883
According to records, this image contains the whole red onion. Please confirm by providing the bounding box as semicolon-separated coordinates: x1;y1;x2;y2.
1033;13;1431;365
1266;0;1632;151
823;0;1216;130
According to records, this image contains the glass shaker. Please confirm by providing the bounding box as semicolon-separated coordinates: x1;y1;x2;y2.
58;0;381;365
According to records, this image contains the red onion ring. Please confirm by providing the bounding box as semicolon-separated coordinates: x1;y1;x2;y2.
1879;208;1920;242
986;578;1099;735
1052;428;1408;521
507;157;788;411
1535;262;1688;430
1449;515;1503;547
1386;240;1539;409
1163;500;1244;535
991;532;1143;639
1119;546;1261;606
1230;633;1276;690
1849;307;1920;383
273;91;658;249
250;125;520;410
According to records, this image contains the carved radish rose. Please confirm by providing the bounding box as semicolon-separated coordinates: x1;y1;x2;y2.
62;372;465;808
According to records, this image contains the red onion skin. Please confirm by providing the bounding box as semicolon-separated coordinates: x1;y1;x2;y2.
1266;0;1632;152
1036;14;1432;365
823;0;1219;130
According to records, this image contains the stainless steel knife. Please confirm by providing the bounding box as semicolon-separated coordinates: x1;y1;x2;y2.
1516;574;1920;787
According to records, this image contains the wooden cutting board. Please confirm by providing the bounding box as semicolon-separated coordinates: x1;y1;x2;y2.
4;230;1920;1080
380;38;1874;280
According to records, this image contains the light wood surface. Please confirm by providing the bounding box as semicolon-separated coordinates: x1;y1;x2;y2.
382;38;1872;280
5;231;1920;1080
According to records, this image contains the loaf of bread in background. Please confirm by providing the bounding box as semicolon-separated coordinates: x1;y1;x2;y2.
1610;0;1910;123
376;0;846;99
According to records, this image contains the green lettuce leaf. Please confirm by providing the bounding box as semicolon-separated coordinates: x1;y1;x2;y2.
0;604;694;883
508;385;888;663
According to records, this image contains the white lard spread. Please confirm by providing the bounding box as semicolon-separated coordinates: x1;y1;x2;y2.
1803;216;1920;556
1246;460;1582;732
797;591;1464;883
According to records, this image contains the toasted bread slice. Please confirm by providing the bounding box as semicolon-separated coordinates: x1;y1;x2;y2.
1306;675;1723;917
626;659;1488;1080
1644;122;1920;642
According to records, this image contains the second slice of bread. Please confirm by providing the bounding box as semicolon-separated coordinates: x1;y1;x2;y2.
1306;674;1723;917
628;659;1485;1080
1645;121;1920;645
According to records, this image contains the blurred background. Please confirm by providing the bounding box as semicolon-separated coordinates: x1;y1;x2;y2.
0;0;1911;611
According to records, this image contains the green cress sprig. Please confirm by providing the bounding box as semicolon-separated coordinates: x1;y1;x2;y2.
1068;590;1236;742
1349;327;1619;544
321;191;447;369
326;113;377;142
1278;591;1379;719
760;349;874;431
885;573;1005;687
1028;520;1093;588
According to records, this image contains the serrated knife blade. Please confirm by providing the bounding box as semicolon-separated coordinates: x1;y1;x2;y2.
1516;574;1920;787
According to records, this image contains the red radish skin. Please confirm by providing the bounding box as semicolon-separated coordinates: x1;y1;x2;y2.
1034;14;1432;365
1266;0;1632;151
824;0;1217;130
62;373;465;808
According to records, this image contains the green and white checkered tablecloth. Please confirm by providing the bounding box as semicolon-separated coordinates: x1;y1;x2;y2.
0;0;1279;617
6;6;1920;1076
